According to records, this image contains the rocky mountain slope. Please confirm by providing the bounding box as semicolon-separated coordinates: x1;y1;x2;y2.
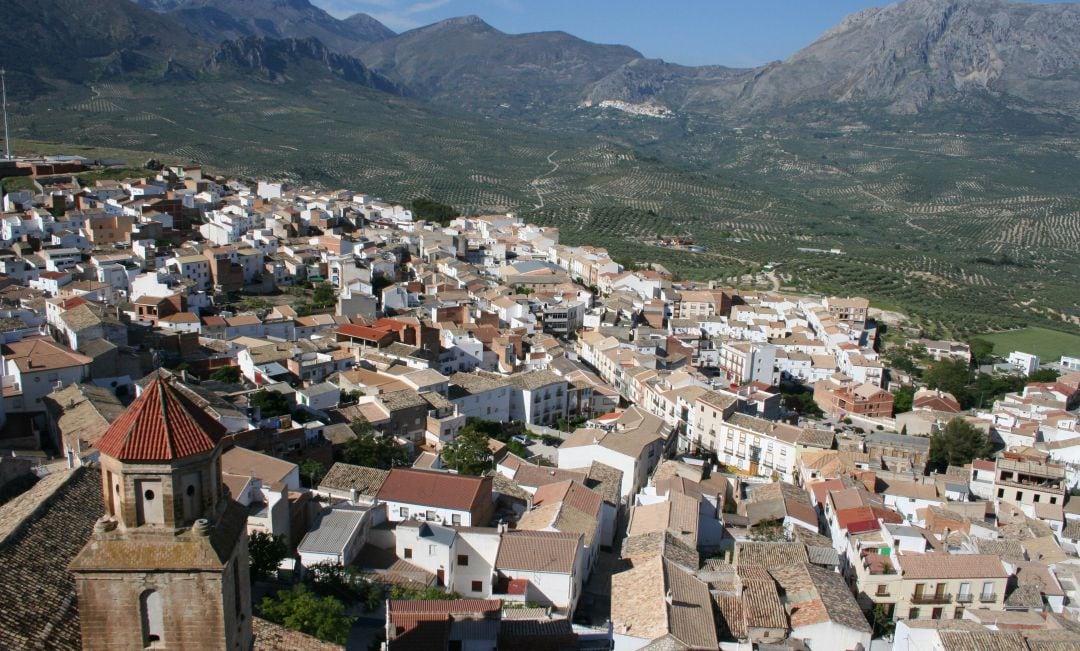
136;0;394;54
358;16;643;112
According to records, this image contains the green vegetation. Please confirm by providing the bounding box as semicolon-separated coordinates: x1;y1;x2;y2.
299;459;326;488
249;389;292;417
248;532;289;582
257;585;354;645
307;562;383;612
980;327;1080;362
927;418;994;474
336;419;409;468
208;366;241;383
0;176;37;193
782;388;823;418
892;386;915;414
389;585;460;601
441;425;495;476
922;359;1026;409
411;197;460;226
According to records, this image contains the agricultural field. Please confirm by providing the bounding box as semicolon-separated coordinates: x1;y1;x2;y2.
979;328;1080;362
9;77;1080;339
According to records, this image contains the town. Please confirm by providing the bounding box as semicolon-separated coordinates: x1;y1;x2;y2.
1;157;1079;651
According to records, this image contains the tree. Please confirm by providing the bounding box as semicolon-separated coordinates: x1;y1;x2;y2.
248;532;289;582
441;426;494;476
338;429;408;469
749;518;790;542
968;338;994;365
311;282;337;309
209;366;241;383
410;197;459;226
250;389;292;417
299;459;325;488
927;418;994;474
923;359;971;399
307;561;383;611
258;585;354;645
871;603;896;638
891;386;915;414
1029;369;1060;383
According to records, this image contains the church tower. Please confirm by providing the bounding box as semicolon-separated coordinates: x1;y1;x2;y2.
70;377;253;650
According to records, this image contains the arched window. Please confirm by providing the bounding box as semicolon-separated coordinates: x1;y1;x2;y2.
140;589;163;647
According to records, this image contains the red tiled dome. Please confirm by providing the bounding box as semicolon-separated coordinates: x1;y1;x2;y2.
95;377;227;462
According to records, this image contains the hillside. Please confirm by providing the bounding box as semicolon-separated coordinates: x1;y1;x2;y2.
135;0;393;54
359;16;643;112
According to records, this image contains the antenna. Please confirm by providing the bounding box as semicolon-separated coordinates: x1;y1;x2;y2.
1;69;8;160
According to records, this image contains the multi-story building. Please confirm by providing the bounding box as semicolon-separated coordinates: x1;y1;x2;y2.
892;554;1008;622
716;341;776;386
993;454;1066;509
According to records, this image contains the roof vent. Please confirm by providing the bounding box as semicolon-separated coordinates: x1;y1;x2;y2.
193;518;212;536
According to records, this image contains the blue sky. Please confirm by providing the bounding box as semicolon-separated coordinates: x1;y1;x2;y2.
312;0;1073;67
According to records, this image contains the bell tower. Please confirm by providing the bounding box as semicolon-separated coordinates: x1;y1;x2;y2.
70;377;253;650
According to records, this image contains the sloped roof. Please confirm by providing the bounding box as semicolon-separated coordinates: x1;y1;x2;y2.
496;530;580;574
95;377;227;462
377;468;490;513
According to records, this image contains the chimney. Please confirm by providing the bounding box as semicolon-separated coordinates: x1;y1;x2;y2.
350;488;359;503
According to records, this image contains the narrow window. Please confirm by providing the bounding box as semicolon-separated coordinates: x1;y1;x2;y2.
140;590;164;647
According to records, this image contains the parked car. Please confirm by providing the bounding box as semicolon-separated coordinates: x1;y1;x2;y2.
511;434;533;446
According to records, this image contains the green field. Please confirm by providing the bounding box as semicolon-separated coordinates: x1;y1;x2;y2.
981;327;1080;361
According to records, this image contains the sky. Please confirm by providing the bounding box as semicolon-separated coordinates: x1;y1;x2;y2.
311;0;1074;68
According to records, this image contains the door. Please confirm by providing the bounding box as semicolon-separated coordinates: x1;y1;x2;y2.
436;569;445;587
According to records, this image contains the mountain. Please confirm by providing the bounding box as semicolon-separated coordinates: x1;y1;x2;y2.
0;0;204;97
359;15;643;112
204;36;402;92
135;0;395;54
341;12;397;45
584;0;1080;119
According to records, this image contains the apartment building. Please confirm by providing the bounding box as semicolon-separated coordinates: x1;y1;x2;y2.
892;554;1008;621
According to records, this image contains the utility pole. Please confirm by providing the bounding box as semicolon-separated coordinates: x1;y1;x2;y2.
1;69;9;160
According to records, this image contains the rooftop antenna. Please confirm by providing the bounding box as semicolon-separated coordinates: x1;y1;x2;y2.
1;69;9;160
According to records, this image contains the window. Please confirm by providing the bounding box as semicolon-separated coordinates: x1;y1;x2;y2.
1050;496;1057;505
981;582;994;598
140;589;164;647
997;488;1005;498
932;608;943;620
403;548;412;559
1016;491;1023;501
426;510;436;521
954;607;964;619
452;514;462;526
457;555;469;566
1034;494;1041;503
909;608;920;620
471;580;483;592
399;507;409;518
876;585;889;596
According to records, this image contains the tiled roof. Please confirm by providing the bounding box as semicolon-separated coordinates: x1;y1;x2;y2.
377;468;490;513
737;565;787;631
611;555;718;648
252;616;344;650
0;467;101;651
95;377;227;462
899;553;1007;579
496;530;580;574
1;336;93;373
769;562;870;633
735;541;809;570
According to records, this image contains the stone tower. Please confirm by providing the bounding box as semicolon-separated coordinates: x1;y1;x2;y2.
69;377;253;650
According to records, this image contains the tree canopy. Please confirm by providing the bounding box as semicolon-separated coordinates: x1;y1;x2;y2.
441;425;494;476
337;425;409;469
258;585;354;645
891;386;915;414
927;418;994;474
248;532;289;582
208;365;241;383
250;389;292;417
411;197;459;226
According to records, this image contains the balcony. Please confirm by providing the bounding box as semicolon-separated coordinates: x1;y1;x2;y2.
956;593;974;603
911;593;952;605
979;593;998;603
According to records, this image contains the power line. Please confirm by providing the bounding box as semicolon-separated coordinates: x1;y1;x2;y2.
1;69;9;160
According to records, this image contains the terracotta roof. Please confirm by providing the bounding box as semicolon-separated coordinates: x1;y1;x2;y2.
95;377;227;462
899;553;1007;579
496;530;580;574
253;616;344;650
376;468;490;513
1;336;93;373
